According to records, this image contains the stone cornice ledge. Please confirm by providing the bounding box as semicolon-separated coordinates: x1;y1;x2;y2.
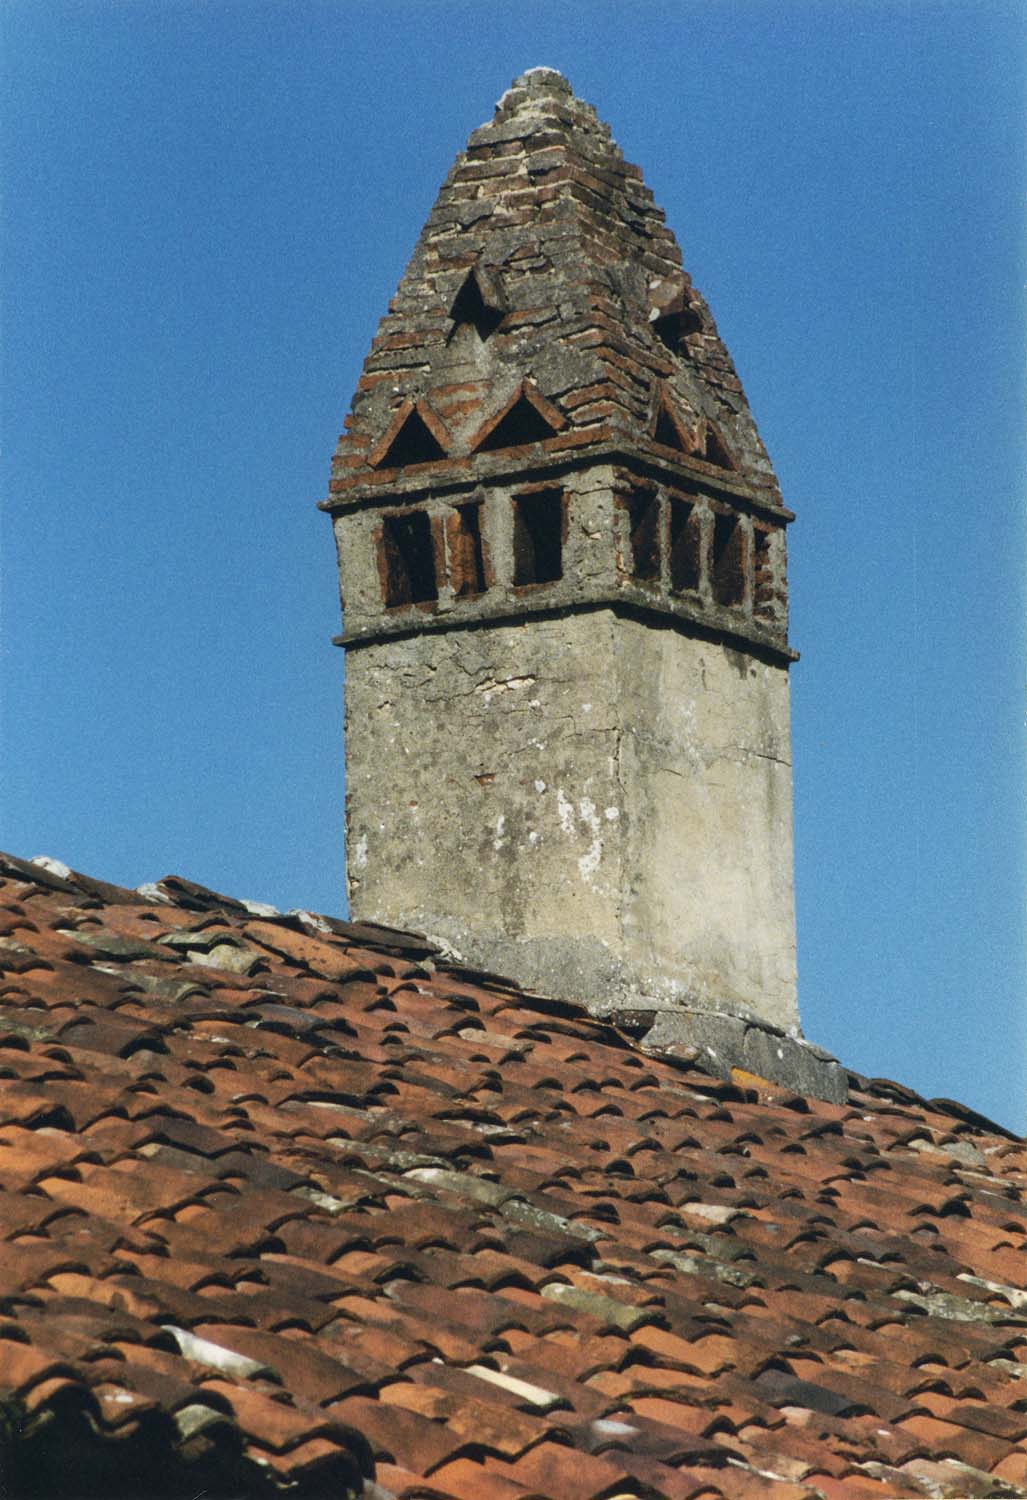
337;593;798;666
320;442;796;525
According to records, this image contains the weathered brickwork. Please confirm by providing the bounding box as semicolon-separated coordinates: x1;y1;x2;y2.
325;69;810;1080
324;68;781;510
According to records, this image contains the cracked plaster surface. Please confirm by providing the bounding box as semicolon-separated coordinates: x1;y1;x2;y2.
345;608;796;1028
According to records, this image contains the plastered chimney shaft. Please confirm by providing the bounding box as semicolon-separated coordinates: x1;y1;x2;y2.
324;69;800;1042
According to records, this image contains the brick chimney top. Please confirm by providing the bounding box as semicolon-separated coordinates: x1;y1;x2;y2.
326;75;834;1098
509;66;569;91
493;66;604;132
324;68;784;517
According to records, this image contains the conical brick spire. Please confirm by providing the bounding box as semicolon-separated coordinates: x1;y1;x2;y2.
328;67;779;503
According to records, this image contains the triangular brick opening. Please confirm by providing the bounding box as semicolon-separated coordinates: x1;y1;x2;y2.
701;421;735;471
472;383;564;452
448;268;505;342
652;304;703;353
372;403;449;469
652;393;692;455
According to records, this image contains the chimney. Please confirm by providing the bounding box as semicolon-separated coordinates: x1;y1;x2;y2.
322;70;844;1100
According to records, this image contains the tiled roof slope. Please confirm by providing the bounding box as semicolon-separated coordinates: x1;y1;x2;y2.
327;68;780;505
0;850;1024;1500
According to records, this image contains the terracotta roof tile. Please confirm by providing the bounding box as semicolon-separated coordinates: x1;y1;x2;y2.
0;856;1024;1497
994;1452;1027;1488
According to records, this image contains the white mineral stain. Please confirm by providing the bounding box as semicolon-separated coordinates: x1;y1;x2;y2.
534;779;547;794
577;799;602;882
556;788;575;835
578;840;602;880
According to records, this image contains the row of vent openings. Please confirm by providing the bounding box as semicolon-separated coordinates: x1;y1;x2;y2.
381;492;564;607
625;489;777;614
448;270;706;358
382;492;775;615
376;392;559;470
374;384;732;473
652;400;734;471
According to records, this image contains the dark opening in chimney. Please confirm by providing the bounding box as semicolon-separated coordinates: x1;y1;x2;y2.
377;408;447;469
652;304;703;353
669;495;701;593
381;511;438;606
712;512;745;608
449;269;504;342
702;422;734;471
654;402;689;454
478;393;557;451
625;486;660;582
512;489;563;586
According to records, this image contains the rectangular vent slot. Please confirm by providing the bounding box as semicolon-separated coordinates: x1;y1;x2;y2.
513;489;563;586
712;512;745;608
381;511;438;606
669;496;701;593
625;487;660;582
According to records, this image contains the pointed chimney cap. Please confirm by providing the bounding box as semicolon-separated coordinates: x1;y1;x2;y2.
493;66;581;124
510;66;571;92
327;70;783;509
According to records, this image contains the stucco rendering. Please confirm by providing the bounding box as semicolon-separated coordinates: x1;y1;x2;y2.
345;590;796;1032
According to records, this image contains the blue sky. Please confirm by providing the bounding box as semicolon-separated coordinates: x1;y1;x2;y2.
3;1;1024;1131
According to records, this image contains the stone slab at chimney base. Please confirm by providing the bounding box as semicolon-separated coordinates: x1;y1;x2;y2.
345;607;798;1032
639;1007;848;1105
